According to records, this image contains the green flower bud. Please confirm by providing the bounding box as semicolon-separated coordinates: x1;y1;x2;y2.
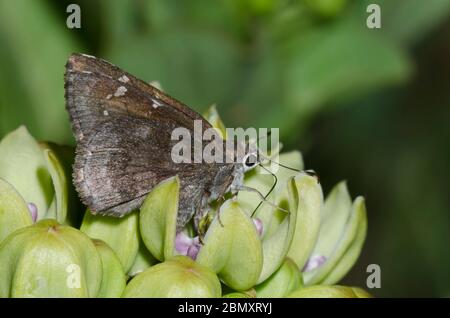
196;200;263;291
237;152;309;284
205;107;311;288
288;285;358;298
127;236;158;277
256;177;299;284
39;142;75;225
93;239;126;298
80;210;139;273
303;182;367;285
0;127;53;221
287;173;323;270
222;292;253;298
0;219;102;297
0;178;33;243
139;176;179;261
203;104;227;139
122;256;221;298
351;287;373;298
255;258;303;298
0;127;74;224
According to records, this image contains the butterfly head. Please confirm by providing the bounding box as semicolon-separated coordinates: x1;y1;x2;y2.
242;151;259;173
227;142;261;196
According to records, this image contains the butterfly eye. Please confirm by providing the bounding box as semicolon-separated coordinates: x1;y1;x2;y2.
243;153;258;169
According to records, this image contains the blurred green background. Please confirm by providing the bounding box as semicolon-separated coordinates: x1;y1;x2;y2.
0;0;449;297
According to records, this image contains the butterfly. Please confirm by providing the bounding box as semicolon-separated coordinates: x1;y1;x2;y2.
64;53;261;232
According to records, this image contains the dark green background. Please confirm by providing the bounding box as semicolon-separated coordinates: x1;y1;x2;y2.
0;0;449;297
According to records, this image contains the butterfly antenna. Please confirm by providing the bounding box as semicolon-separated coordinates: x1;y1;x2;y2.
260;154;320;183
251;164;279;218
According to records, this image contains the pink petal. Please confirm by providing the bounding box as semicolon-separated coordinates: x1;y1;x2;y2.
27;202;38;223
252;218;263;236
302;255;327;272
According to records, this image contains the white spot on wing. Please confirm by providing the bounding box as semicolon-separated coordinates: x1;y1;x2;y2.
81;53;96;59
114;86;127;97
75;169;84;182
118;75;130;83
152;99;163;109
103;110;109;116
81;70;92;74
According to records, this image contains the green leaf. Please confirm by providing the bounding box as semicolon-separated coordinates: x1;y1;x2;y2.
100;0;137;46
107;28;242;113
237;7;413;134
283;22;411;124
196;200;263;291
0;0;80;143
350;0;450;46
123;255;221;298
0;178;32;243
255;258;303;298
93;239;126;298
80;210;140;273
139;176;179;261
304;0;348;17
0;126;53;220
287;174;323;270
235;44;287;133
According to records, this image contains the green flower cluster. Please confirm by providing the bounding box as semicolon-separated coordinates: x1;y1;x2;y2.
0;108;370;298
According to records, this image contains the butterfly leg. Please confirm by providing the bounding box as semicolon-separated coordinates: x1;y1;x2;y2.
232;185;289;214
195;193;227;242
196;211;213;244
216;195;226;228
194;192;214;242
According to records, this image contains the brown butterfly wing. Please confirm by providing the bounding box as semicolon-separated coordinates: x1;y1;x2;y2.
65;53;231;229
